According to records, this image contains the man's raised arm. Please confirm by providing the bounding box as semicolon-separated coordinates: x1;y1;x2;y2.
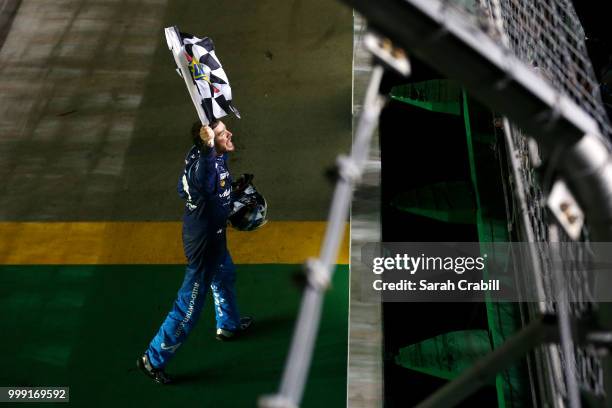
193;125;217;196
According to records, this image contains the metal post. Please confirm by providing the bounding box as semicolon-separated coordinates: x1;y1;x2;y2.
501;118;561;407
559;134;612;401
548;228;581;408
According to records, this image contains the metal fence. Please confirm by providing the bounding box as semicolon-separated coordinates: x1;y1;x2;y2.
464;0;611;140
476;0;608;405
264;0;612;405
501;120;604;406
342;0;612;406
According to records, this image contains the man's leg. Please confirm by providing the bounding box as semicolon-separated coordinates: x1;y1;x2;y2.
210;249;241;332
146;260;211;369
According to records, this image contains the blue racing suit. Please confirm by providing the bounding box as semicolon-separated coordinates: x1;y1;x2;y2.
145;144;241;369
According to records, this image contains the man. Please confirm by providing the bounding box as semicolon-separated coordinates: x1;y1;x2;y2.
137;120;252;384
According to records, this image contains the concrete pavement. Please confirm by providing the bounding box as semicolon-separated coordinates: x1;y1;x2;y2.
0;0;352;221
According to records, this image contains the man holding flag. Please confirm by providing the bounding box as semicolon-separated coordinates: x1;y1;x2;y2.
137;27;254;384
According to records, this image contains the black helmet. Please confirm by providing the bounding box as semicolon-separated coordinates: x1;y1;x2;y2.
229;174;268;231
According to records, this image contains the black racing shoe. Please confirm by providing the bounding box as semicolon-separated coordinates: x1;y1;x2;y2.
216;317;254;341
137;354;172;384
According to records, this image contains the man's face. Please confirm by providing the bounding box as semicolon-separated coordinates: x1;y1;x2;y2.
213;121;234;153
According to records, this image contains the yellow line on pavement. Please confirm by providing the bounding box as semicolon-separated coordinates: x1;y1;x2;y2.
0;221;349;265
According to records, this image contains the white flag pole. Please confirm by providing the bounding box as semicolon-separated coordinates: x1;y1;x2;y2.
164;26;210;126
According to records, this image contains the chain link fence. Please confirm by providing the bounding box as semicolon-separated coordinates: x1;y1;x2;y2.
470;0;608;404
496;0;609;138
435;0;610;404
501;121;604;404
272;0;612;404
468;0;612;140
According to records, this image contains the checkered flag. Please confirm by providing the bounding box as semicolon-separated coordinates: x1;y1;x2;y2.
165;25;240;126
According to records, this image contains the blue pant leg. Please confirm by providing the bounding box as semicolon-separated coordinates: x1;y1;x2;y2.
146;218;216;369
146;260;212;369
210;249;241;331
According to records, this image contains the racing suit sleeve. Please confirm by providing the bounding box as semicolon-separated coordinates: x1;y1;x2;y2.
192;146;218;197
